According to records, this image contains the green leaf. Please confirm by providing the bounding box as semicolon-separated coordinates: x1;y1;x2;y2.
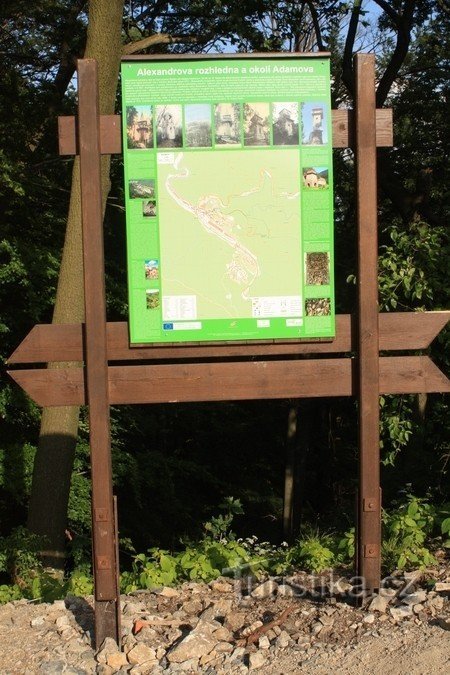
441;518;450;534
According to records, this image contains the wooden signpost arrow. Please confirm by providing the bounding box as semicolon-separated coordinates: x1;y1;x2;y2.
6;55;449;647
8;321;450;406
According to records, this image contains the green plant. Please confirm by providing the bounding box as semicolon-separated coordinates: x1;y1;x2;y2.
381;494;437;571
0;584;22;603
0;526;44;587
203;497;244;542
288;530;336;573
67;571;94;597
436;504;450;549
337;527;355;562
379;396;414;466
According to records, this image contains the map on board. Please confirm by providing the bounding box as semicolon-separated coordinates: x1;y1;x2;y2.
158;149;301;323
121;57;335;343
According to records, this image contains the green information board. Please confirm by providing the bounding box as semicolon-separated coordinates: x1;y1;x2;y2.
121;56;335;344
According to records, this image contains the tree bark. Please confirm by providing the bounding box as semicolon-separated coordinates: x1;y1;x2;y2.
27;0;125;569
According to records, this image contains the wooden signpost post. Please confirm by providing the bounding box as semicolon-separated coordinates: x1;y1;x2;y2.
7;55;449;647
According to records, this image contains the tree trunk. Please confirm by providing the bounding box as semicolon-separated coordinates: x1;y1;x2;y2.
27;0;125;569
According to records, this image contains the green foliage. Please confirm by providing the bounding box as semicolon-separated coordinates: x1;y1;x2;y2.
0;584;22;603
379;396;414;466
337;527;355;561
381;494;438;571
0;526;44;586
204;496;244;541
379;217;445;311
287;530;336;573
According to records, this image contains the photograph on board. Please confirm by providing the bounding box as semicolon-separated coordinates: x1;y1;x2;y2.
214;103;241;145
301;102;328;145
243;103;270;146
185;104;212;147
142;199;157;217
126;105;153;149
146;289;160;309
272;102;299;145
305;252;330;285
145;259;159;280
156;105;182;148
302;167;329;189
129;179;155;199
305;298;331;316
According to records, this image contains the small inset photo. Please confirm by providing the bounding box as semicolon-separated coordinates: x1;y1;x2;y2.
145;259;159;280
301;102;328;145
303;167;329;189
156;105;182;148
272;103;299;145
305;252;330;285
126;105;153;149
185;104;212;147
305;298;331;316
244;103;269;146
142;199;157;217
146;289;160;310
215;103;241;145
129;179;155;199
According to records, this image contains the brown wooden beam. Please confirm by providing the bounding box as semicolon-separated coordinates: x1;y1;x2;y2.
8;356;449;407
77;59;119;647
58;109;393;156
7;311;449;364
355;54;381;592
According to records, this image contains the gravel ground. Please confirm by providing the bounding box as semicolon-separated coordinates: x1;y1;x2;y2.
0;567;449;674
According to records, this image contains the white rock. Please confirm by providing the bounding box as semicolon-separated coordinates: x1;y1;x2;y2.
96;636;119;664
106;651;129;669
332;578;353;594
258;635;270;649
167;623;217;663
363;613;375;624
428;595;444;610
319;614;334;627
435;582;450;592
390;605;413;621
210;580;233;593
30;616;46;628
123;601;146;615
276;630;291;648
249;651;266;670
178;658;200;671
369;594;389;613
216;641;233;653
159;586;180;598
401;591;427;606
251;580;278;599
311;622;322;635
229;646;246;663
213;626;232;642
379;587;398;599
55;615;70;629
127;643;157;665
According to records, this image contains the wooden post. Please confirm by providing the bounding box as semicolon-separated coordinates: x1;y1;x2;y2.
355;54;381;591
78;58;120;646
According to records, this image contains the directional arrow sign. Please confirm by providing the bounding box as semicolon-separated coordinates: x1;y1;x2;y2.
7;356;449;407
7;311;450;363
7;312;449;406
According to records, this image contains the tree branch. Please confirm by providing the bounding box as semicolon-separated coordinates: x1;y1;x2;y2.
306;1;326;51
123;32;198;55
373;0;402;28
342;1;362;97
375;0;416;106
